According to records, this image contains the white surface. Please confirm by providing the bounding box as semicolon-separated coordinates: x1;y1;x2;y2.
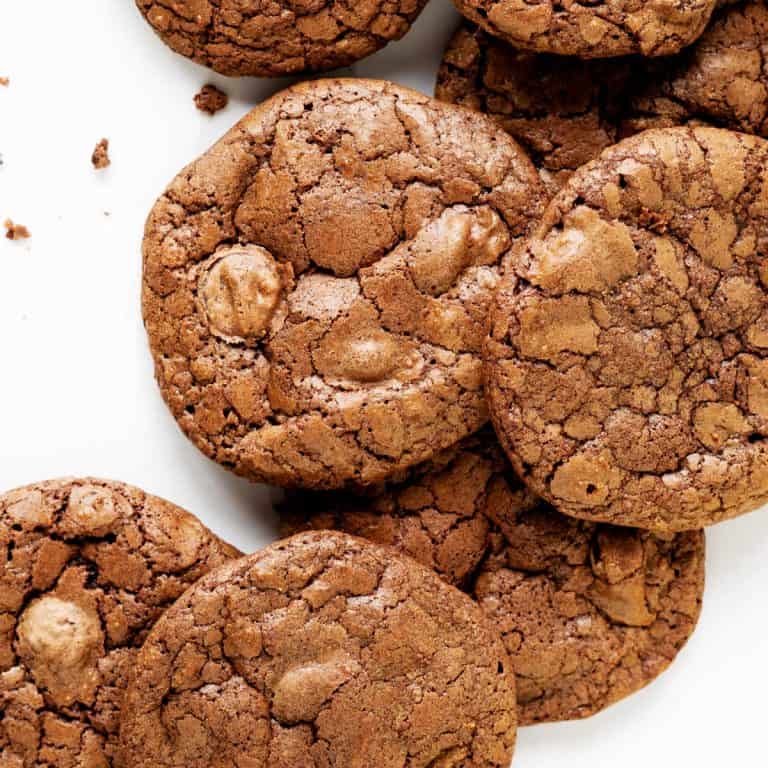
0;2;765;766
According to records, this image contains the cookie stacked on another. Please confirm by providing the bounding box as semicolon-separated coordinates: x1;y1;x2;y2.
437;2;768;194
282;429;706;725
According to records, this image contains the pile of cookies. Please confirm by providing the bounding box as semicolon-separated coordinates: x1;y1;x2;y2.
3;0;768;766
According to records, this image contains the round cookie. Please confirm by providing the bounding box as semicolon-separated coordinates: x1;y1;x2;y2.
474;507;705;724
143;79;546;490
280;427;539;586
118;531;518;768
0;478;240;768
135;0;429;77
486;126;768;532
436;22;636;194
628;2;768;137
450;0;717;59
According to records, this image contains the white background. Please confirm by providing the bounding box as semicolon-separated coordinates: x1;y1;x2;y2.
0;2;765;765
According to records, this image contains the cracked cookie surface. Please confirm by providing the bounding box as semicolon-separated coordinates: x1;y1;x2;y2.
118;531;518;768
0;478;240;768
143;79;545;490
135;0;429;77
628;1;768;138
436;22;636;194
474;505;704;724
450;0;717;58
278;429;705;724
486;126;768;531
280;427;539;586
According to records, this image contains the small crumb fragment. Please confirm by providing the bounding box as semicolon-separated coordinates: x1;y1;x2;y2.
0;77;9;87
194;84;228;116
91;139;111;170
4;219;30;240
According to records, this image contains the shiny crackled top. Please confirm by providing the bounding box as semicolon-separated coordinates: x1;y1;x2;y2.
143;79;545;490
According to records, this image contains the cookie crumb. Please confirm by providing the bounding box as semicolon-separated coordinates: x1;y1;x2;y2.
194;85;228;116
4;219;30;240
91;139;111;170
0;77;9;87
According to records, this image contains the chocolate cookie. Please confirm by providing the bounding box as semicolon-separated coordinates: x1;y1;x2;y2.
143;79;545;490
278;431;706;724
135;0;429;77
280;427;539;586
450;0;717;59
0;478;240;768
118;531;518;767
436;22;635;193
628;2;768;137
486;126;768;532
474;508;705;724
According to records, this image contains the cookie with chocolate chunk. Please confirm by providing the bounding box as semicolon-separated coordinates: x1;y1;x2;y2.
436;22;635;193
474;507;705;724
119;531;518;768
135;0;429;77
143;79;545;490
450;0;717;59
0;478;239;768
486;126;768;531
280;427;539;586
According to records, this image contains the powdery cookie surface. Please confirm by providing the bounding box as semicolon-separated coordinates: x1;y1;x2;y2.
135;0;428;77
118;531;518;768
450;0;717;59
436;22;635;194
0;478;240;768
474;507;705;724
280;428;539;586
629;1;768;137
486;126;768;531
143;79;545;490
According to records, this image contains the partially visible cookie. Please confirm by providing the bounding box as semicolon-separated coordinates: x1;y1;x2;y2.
486;126;768;532
143;79;546;490
281;427;539;586
474;507;705;724
135;0;429;77
119;531;518;768
450;0;717;59
628;1;768;137
436;22;635;193
0;478;240;768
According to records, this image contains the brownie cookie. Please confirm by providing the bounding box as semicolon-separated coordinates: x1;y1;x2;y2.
280;427;539;586
119;531;518;767
436;22;636;194
0;478;240;768
143;79;545;490
474;508;705;724
486;126;768;531
628;2;768;138
450;0;717;59
135;0;429;77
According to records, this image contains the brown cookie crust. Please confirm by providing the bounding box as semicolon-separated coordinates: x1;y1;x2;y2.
118;531;518;768
0;478;240;768
628;2;768;138
135;0;428;77
143;79;545;490
486;126;768;531
436;22;637;194
450;0;717;59
280;427;539;586
474;507;705;724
